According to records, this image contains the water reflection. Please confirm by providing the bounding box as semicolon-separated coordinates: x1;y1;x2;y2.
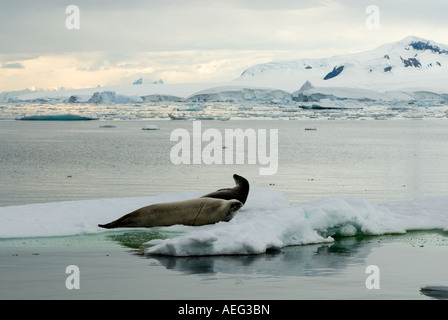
145;236;381;277
106;230;169;249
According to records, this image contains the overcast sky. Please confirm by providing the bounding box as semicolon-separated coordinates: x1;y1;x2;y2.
1;0;448;92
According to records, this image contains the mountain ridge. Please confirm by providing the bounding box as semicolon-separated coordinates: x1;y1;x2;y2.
6;35;448;104
234;36;448;92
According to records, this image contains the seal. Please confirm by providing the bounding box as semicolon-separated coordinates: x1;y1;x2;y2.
201;174;250;205
98;198;243;229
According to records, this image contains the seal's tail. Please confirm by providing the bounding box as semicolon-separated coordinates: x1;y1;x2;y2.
98;222;114;229
98;213;133;229
98;218;123;229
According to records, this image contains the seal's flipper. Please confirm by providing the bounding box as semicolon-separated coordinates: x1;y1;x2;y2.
201;174;249;205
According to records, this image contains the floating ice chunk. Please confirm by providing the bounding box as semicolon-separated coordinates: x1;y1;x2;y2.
16;113;98;121
142;124;160;130
87;91;143;104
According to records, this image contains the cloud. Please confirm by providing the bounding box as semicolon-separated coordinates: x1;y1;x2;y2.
225;0;325;11
1;0;448;91
1;62;24;69
1;0;447;55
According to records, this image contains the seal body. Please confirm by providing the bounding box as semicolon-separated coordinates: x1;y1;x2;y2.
98;198;243;229
201;174;250;205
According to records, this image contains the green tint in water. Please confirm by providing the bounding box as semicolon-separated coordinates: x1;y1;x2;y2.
107;230;170;250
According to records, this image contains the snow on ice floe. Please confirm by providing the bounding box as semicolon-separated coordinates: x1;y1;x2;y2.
0;190;208;239
145;195;448;256
1;189;447;256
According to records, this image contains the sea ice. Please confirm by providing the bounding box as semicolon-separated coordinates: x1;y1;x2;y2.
1;189;447;256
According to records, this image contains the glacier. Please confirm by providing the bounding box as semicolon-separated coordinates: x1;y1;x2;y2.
186;85;292;103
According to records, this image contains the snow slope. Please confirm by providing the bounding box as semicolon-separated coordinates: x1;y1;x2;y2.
236;36;448;93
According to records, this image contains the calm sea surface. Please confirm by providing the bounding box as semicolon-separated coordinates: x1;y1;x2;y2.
1;117;448;207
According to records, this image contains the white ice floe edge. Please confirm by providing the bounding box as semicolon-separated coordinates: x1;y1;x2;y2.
1;189;447;256
145;195;448;256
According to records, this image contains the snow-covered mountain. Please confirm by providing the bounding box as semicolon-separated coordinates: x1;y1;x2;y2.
235;36;448;93
8;36;448;104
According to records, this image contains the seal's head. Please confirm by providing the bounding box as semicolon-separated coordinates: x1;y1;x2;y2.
233;174;249;187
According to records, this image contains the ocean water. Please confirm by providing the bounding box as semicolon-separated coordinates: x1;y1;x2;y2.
1;104;448;300
2;116;448;207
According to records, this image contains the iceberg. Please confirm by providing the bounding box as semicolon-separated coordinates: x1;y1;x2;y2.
177;105;203;111
186;85;292;103
142;124;160;130
66;94;92;103
133;78;143;85
141;94;182;102
16;113;98;121
87;91;143;104
299;98;363;110
292;81;413;103
15;82;229;103
168;113;192;120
